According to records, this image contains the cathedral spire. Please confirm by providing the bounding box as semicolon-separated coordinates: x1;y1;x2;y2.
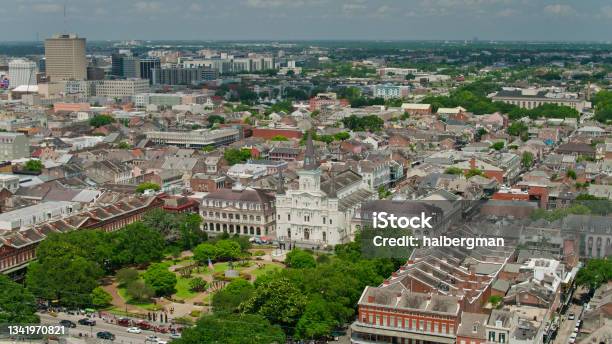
276;168;285;195
328;170;337;198
303;131;318;170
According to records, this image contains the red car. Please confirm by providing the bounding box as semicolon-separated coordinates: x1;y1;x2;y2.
136;321;153;330
117;318;131;327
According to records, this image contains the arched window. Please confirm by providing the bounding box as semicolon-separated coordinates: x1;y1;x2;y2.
304;228;310;240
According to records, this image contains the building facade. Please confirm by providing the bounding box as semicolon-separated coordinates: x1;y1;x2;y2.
8;59;37;89
200;185;276;237
146;128;240;148
44;34;87;81
0;132;30;161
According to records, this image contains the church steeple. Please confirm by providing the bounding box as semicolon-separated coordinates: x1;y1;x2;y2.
328;170;337;198
303;131;318;170
276;168;285;195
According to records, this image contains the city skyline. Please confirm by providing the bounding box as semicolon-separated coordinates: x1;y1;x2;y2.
1;0;612;42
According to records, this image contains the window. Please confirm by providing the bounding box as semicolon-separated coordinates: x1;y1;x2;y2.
419;320;424;330
489;332;496;342
287;214;291;221
499;333;506;343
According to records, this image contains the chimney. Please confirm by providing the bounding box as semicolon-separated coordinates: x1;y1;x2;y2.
383;279;390;285
368;295;375;303
470;157;476;169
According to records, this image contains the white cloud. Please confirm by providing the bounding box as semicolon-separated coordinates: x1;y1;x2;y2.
342;2;366;14
189;3;203;12
543;4;575;16
496;8;518;17
31;3;63;13
134;1;163;13
375;5;391;16
601;5;612;19
245;0;305;8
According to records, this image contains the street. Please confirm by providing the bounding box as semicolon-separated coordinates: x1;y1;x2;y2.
553;304;583;344
38;312;175;344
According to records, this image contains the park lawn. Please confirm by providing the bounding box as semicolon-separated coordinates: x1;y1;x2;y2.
174;276;198;300
250;264;281;278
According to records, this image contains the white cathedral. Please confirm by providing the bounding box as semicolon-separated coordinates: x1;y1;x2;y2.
275;134;376;246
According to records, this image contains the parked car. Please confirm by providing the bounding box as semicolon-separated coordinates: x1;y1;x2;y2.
136;321;153;330
117;318;131;327
59;320;76;328
127;327;142;334
568;313;575;320
78;318;96;326
170;332;181;339
96;331;115;340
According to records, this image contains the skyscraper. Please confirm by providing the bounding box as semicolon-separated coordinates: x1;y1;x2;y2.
8;59;37;89
44;34;87;81
111;53;141;78
139;57;161;82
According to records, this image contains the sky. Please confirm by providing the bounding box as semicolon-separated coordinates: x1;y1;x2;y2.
0;0;611;42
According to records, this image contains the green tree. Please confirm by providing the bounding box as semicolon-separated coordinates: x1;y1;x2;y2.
285;249;316;269
116;268;139;287
193;243;219;263
212;278;254;314
207;114;226;127
24;159;43;172
215;240;243;261
444;167;464;175
333;131;350;141
91;286;112;308
175;314;285;344
136;182;160;193
117;141;130;149
295;296;338;339
189;277;207;292
341;115;384;132
126;280;155;302
0;275;39;324
178;213;207;250
110;222;165;266
89;114;115;128
491;141;505;151
465;168;484;178
143;263;177;297
224;148;252;165
567;169;577;180
521;151;535;169
240;277;307;329
26;255;103;307
575;259;612;290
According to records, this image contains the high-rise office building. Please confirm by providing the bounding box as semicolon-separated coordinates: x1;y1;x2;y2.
44;34;87;81
139;57;160;82
8;59;37;89
111;53;142;78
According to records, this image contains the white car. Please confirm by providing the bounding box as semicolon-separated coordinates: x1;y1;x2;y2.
127;327;142;334
156;340;168;344
169;333;181;339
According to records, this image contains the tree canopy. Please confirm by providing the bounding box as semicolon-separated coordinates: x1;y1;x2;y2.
285;249;316;269
224;148;252;165
0;275;39;324
174;314;285;344
341;115;384;132
89;114;115;128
